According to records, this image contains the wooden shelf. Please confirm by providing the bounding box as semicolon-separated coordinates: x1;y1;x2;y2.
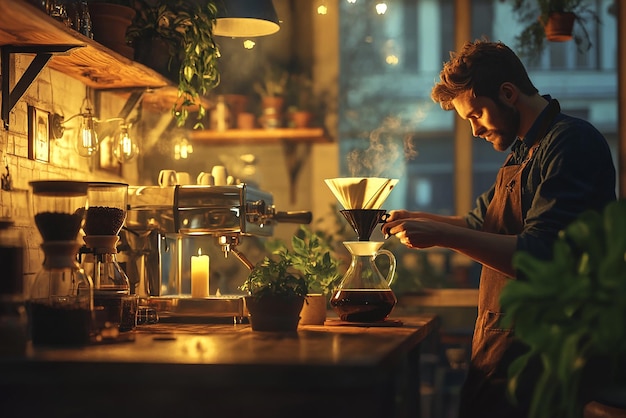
0;0;170;90
0;1;330;147
189;127;330;145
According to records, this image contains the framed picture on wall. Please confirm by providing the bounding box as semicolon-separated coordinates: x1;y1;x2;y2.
28;106;50;163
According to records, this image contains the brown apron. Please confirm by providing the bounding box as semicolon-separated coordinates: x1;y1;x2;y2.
458;100;560;418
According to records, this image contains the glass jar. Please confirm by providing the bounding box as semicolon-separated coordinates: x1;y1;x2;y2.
0;218;28;356
28;180;93;346
81;182;136;340
81;248;137;339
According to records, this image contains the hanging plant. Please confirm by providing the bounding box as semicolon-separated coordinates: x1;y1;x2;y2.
127;0;220;129
512;0;600;62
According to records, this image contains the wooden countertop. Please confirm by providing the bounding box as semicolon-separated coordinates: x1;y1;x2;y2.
0;314;439;418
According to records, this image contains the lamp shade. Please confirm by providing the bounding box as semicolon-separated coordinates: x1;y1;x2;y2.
214;0;280;37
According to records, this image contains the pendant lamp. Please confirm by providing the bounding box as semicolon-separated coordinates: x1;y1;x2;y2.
214;0;280;37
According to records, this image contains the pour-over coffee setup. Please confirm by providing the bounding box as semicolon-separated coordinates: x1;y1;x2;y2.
325;177;400;323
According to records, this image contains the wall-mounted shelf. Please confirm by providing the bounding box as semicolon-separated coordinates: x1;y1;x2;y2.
0;0;170;90
189;127;329;145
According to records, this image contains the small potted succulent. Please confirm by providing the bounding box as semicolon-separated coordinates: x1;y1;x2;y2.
240;254;308;332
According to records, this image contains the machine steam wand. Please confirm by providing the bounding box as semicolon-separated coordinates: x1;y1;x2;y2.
218;234;255;270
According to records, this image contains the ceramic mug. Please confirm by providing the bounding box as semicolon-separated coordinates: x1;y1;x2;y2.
197;172;214;185
158;169;177;187
176;172;191;185
211;165;227;186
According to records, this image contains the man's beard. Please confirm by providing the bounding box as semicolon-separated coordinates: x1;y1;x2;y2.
490;98;520;152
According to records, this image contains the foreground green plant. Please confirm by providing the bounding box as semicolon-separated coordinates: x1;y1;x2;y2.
501;199;626;418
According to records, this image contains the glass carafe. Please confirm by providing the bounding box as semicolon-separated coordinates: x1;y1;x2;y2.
28;180;93;346
330;241;397;322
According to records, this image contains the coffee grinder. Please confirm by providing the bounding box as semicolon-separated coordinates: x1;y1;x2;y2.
28;180;93;346
324;177;399;322
80;182;137;340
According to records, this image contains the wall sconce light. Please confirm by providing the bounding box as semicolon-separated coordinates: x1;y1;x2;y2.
61;95;100;158
112;123;138;163
174;136;193;160
54;93;138;163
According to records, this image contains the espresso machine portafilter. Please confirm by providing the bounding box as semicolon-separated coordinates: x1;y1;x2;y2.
122;184;312;301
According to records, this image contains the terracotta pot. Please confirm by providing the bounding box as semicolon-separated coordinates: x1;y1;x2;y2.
224;94;249;128
244;295;304;332
133;37;179;83
290;110;313;128
260;96;285;129
300;294;327;325
88;3;136;59
237;112;256;129
544;12;575;42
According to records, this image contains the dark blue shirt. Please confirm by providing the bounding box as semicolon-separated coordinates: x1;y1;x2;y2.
465;98;617;262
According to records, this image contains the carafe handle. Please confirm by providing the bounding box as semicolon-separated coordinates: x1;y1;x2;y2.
374;249;396;287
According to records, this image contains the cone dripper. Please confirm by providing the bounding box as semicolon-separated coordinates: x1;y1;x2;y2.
340;209;388;241
324;177;398;210
325;177;398;241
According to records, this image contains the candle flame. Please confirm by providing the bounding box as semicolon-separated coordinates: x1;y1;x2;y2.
197;248;202;256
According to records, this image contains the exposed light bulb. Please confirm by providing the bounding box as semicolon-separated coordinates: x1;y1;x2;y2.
375;2;387;14
243;39;256;49
317;4;328;15
113;124;138;163
76;110;99;157
174;137;193;160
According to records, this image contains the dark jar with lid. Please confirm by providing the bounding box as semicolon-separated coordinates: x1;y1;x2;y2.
0;218;28;356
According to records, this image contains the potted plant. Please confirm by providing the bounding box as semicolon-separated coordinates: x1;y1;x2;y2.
240;254;308;332
88;0;136;59
253;64;289;128
512;0;600;61
126;0;220;129
267;225;343;325
285;73;321;129
500;200;626;418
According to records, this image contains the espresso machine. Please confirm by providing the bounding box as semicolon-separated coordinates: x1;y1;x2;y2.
121;184;311;321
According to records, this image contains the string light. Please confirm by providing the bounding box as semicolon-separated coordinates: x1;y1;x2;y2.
375;2;387;14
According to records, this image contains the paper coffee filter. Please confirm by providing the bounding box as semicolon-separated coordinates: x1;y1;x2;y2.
324;177;398;209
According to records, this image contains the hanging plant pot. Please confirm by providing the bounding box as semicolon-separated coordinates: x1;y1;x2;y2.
543;12;576;42
132;37;180;84
88;3;136;59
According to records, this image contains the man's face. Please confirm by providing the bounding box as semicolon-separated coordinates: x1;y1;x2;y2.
451;91;519;152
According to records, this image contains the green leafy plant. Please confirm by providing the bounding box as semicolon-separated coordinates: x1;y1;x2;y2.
512;0;600;61
253;64;289;98
500;200;626;418
240;255;308;300
266;225;342;297
126;0;220;128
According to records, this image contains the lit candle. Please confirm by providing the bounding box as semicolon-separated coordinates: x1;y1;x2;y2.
191;249;209;298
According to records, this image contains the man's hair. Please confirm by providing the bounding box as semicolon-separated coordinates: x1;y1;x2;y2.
431;40;539;110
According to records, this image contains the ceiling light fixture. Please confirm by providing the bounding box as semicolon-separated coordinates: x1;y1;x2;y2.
213;0;280;37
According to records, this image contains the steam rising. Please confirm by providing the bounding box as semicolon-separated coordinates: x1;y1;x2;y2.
347;116;418;177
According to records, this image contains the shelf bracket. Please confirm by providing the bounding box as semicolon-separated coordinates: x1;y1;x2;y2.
95;89;146;139
1;44;80;130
